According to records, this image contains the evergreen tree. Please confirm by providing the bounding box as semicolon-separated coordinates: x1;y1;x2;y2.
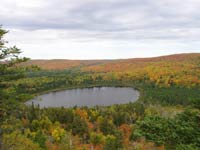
0;26;30;149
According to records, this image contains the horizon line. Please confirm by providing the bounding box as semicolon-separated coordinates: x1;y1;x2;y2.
27;52;200;61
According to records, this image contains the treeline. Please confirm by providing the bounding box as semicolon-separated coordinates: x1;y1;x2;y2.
81;55;200;88
5;70;199;107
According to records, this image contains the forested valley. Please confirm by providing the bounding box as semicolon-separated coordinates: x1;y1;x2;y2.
0;26;200;150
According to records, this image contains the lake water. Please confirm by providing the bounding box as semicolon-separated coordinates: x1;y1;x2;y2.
26;87;139;108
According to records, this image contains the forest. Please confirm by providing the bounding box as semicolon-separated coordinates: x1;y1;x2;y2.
0;26;200;150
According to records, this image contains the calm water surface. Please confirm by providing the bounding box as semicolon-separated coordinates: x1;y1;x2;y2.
26;87;139;108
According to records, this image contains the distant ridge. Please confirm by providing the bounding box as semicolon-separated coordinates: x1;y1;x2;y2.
22;53;200;70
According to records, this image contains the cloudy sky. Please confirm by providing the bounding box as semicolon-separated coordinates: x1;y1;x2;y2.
1;0;200;59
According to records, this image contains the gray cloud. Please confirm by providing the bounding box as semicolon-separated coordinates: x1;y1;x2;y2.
1;0;200;42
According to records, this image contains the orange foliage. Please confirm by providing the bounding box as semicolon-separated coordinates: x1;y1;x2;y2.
75;109;88;121
119;124;132;145
45;141;59;150
21;53;200;87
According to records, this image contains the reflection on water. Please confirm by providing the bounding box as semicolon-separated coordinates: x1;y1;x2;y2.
26;87;139;108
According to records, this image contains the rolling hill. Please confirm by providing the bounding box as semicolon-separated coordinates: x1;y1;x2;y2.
22;53;200;71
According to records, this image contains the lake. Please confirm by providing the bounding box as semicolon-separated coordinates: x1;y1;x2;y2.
26;87;139;108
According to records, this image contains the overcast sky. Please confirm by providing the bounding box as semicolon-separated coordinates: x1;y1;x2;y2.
1;0;200;59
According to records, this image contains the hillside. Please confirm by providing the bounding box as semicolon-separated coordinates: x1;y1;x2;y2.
21;53;200;88
21;59;111;70
23;53;200;71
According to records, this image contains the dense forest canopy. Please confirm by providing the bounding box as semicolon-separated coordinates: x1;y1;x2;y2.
0;26;200;150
